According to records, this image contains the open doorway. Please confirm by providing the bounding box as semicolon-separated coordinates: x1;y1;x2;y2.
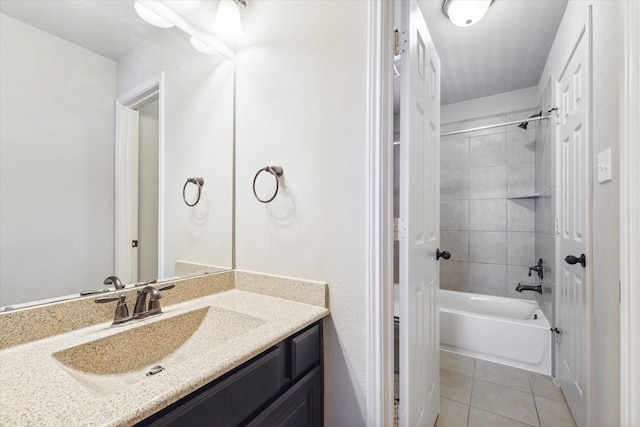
115;74;164;284
136;97;160;282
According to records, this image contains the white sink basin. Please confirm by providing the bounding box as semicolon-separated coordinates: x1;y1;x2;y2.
52;306;265;396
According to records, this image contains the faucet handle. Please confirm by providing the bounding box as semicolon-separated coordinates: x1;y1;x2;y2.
135;279;158;287
148;284;175;312
95;294;130;325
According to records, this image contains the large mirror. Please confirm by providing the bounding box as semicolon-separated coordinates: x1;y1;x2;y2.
0;0;234;309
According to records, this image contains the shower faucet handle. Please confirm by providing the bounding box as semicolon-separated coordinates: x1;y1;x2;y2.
528;259;544;280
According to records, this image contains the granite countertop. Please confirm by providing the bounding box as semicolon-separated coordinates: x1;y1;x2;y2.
0;287;329;426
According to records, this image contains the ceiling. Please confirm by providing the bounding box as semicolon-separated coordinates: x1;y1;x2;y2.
0;0;223;61
1;0;567;105
419;0;568;106
0;1;154;61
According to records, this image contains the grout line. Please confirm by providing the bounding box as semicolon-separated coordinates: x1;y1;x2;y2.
467;368;474;427
532;391;542;427
441;354;554;427
529;372;543;427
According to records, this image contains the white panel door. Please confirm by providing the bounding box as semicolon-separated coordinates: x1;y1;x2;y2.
398;0;440;425
556;22;590;427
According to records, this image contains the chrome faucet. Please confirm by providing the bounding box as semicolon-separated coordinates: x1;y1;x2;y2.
133;284;175;319
103;275;125;290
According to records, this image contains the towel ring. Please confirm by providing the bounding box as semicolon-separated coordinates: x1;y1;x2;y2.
253;166;283;203
183;177;204;207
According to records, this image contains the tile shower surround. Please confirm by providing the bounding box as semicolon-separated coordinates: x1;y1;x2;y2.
534;81;556;327
440;110;538;299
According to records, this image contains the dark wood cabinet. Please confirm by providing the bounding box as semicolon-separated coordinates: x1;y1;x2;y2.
137;321;322;427
246;366;321;427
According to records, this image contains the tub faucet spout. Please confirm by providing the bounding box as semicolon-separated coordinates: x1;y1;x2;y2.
515;283;542;294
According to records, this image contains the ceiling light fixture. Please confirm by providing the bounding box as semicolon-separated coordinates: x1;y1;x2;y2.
443;0;492;28
134;1;174;28
214;0;245;40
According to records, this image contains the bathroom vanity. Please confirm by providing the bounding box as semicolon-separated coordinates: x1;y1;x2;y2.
138;321;322;426
0;271;328;426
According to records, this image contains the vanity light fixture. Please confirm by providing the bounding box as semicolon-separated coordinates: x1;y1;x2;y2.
443;0;492;27
190;36;219;55
214;0;246;40
166;0;201;11
134;0;235;59
134;1;174;28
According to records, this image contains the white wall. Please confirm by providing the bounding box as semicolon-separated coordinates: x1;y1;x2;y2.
538;1;622;424
117;29;234;277
441;86;538;124
234;1;370;424
0;14;116;306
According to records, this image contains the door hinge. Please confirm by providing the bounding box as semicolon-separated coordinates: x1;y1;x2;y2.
394;29;408;56
397;217;407;241
132;240;138;248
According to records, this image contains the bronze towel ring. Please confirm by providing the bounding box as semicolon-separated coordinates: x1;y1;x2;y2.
183;177;204;207
253;166;283;203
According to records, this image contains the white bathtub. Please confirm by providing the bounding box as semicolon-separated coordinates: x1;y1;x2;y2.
394;286;552;375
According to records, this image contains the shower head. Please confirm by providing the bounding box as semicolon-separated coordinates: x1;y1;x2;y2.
517;111;543;130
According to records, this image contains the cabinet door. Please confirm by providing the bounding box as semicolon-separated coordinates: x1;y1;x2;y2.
139;348;281;427
247;366;321;427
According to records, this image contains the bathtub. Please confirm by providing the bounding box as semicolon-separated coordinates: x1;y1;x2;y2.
394;286;552;375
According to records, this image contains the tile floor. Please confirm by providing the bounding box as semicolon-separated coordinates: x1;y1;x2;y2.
436;350;577;427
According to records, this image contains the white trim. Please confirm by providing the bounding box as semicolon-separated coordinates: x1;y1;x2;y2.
157;74;166;279
554;10;592;426
114;105;137;282
114;73;165;282
365;0;395;426
620;1;640;425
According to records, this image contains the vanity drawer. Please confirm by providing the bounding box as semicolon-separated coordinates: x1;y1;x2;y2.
140;347;282;427
290;324;320;379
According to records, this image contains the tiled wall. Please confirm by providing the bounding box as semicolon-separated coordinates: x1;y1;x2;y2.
440;110;539;299
534;79;556;324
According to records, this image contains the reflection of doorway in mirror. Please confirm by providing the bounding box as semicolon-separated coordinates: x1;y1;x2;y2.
136;98;160;283
115;74;165;285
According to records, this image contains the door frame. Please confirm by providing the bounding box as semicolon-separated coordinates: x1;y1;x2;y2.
619;0;640;424
365;0;395;426
115;73;166;283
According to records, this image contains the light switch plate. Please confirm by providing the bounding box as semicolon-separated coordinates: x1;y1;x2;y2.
597;148;612;183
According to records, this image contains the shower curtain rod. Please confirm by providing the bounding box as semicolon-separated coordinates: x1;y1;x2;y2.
440;114;552;137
